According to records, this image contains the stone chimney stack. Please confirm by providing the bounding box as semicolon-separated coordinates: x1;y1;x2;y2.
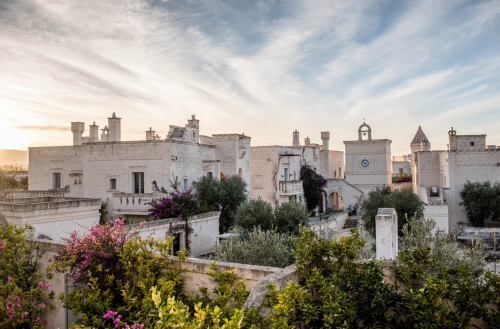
100;126;109;142
293;129;300;147
321;131;330;151
71;122;85;146
146;127;156;141
88;122;99;143
304;136;310;146
107;112;121;142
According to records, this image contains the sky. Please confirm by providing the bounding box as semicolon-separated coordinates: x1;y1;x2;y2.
0;0;500;156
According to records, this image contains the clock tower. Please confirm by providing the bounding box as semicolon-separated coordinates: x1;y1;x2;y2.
344;122;392;195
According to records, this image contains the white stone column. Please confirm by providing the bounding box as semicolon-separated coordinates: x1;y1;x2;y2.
375;208;398;260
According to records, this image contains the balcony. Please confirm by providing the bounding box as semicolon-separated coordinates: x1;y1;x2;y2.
112;193;158;216
279;180;303;196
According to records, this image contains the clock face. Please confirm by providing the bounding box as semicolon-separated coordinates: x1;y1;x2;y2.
361;159;370;168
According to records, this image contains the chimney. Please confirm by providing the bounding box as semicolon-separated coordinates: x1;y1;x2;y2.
321;131;330;151
71;122;85;146
304;136;310;146
100;126;109;142
107;112;121;142
146;127;156;141
88;122;99;143
293;129;300;147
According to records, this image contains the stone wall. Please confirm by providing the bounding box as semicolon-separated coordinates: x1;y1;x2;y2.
124;211;221;257
424;204;449;234
309;211;348;232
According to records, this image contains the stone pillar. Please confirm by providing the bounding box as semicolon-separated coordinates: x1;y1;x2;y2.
293;130;300;147
375;208;398;260
88;122;99;143
321;131;330;151
100;126;109;142
146;127;156;141
108;112;121;142
71;122;85;146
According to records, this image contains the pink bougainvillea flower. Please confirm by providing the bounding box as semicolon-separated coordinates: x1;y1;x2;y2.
38;282;44;288
46;321;49;325
14;296;20;302
36;318;40;322
7;276;12;281
8;315;13;320
46;283;51;289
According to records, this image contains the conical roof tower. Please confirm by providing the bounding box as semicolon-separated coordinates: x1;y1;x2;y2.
411;126;430;145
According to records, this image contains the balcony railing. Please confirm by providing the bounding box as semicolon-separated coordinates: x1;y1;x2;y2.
279;180;303;195
112;192;158;216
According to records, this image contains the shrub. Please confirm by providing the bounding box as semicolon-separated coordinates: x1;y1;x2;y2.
459;180;500;227
233;198;274;232
194;175;248;234
210;227;294;268
300;164;327;212
273;201;308;235
0;223;53;328
148;189;201;220
362;188;424;236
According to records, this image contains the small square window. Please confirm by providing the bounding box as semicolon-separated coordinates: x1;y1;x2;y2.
110;179;117;190
470;142;475;146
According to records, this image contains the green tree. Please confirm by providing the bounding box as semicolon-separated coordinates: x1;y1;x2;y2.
300;164;327;212
234;198;274;232
195;175;248;234
362;188;424;236
274;201;308;235
99;200;108;225
459;180;500;227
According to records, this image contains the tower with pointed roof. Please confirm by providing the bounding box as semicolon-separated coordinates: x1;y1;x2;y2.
410;126;431;192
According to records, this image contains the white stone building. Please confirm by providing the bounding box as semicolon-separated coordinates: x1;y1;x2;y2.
250;130;344;206
344;122;392;195
412;126;500;228
28;113;251;222
392;154;412;176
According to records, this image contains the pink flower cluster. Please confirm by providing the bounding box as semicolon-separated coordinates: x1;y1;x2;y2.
54;218;126;285
103;310;144;329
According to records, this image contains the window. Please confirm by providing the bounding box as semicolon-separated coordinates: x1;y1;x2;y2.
339;168;342;177
183;179;188;191
53;173;61;189
207;172;213;179
284;168;289;182
110;179;117;190
294;172;296;180
172;233;181;255
399;168;404;174
133;172;144;194
470;141;475;146
334;171;337;178
192;132;196;140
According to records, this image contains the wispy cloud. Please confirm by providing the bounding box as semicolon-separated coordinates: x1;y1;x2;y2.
0;0;499;154
15;125;68;131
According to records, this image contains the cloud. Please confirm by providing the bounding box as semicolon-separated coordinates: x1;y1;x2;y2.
15;125;69;131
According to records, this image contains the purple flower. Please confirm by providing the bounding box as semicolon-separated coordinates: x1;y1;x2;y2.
38;282;44;288
36;318;41;322
14;296;20;302
7;276;12;281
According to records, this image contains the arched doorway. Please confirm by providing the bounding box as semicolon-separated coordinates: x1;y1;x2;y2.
238;168;242;178
328;192;344;211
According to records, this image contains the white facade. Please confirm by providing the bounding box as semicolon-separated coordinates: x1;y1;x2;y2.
249;130;345;206
412;126;500;228
28;114;251;222
344;123;392;195
375;208;399;260
0;196;100;240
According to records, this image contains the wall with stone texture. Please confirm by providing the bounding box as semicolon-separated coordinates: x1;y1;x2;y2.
344;139;392;191
212;134;251;187
309;211;348;232
124;211;221;257
416;152;441;188
0;197;100;240
250;146;279;204
323;179;363;210
424;204;449;234
447;149;500;228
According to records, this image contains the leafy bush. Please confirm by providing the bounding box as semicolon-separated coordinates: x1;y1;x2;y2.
273;200;308;235
300;164;327;212
148;188;201;220
233;198;275;232
362;188;424;236
0;172;25;190
234;199;308;235
194;175;248;234
210;227;295;268
0;223;53;328
459;180;500;227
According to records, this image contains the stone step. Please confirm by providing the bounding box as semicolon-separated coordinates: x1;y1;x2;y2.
343;219;358;229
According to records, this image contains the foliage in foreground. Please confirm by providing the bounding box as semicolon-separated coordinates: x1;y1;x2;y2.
362;188;425;236
194;175;249;234
210;227;295;268
459;180;500;227
0;223;53;328
234;198;308;235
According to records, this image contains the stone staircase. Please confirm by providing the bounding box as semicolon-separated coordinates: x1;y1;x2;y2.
343;218;358;229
